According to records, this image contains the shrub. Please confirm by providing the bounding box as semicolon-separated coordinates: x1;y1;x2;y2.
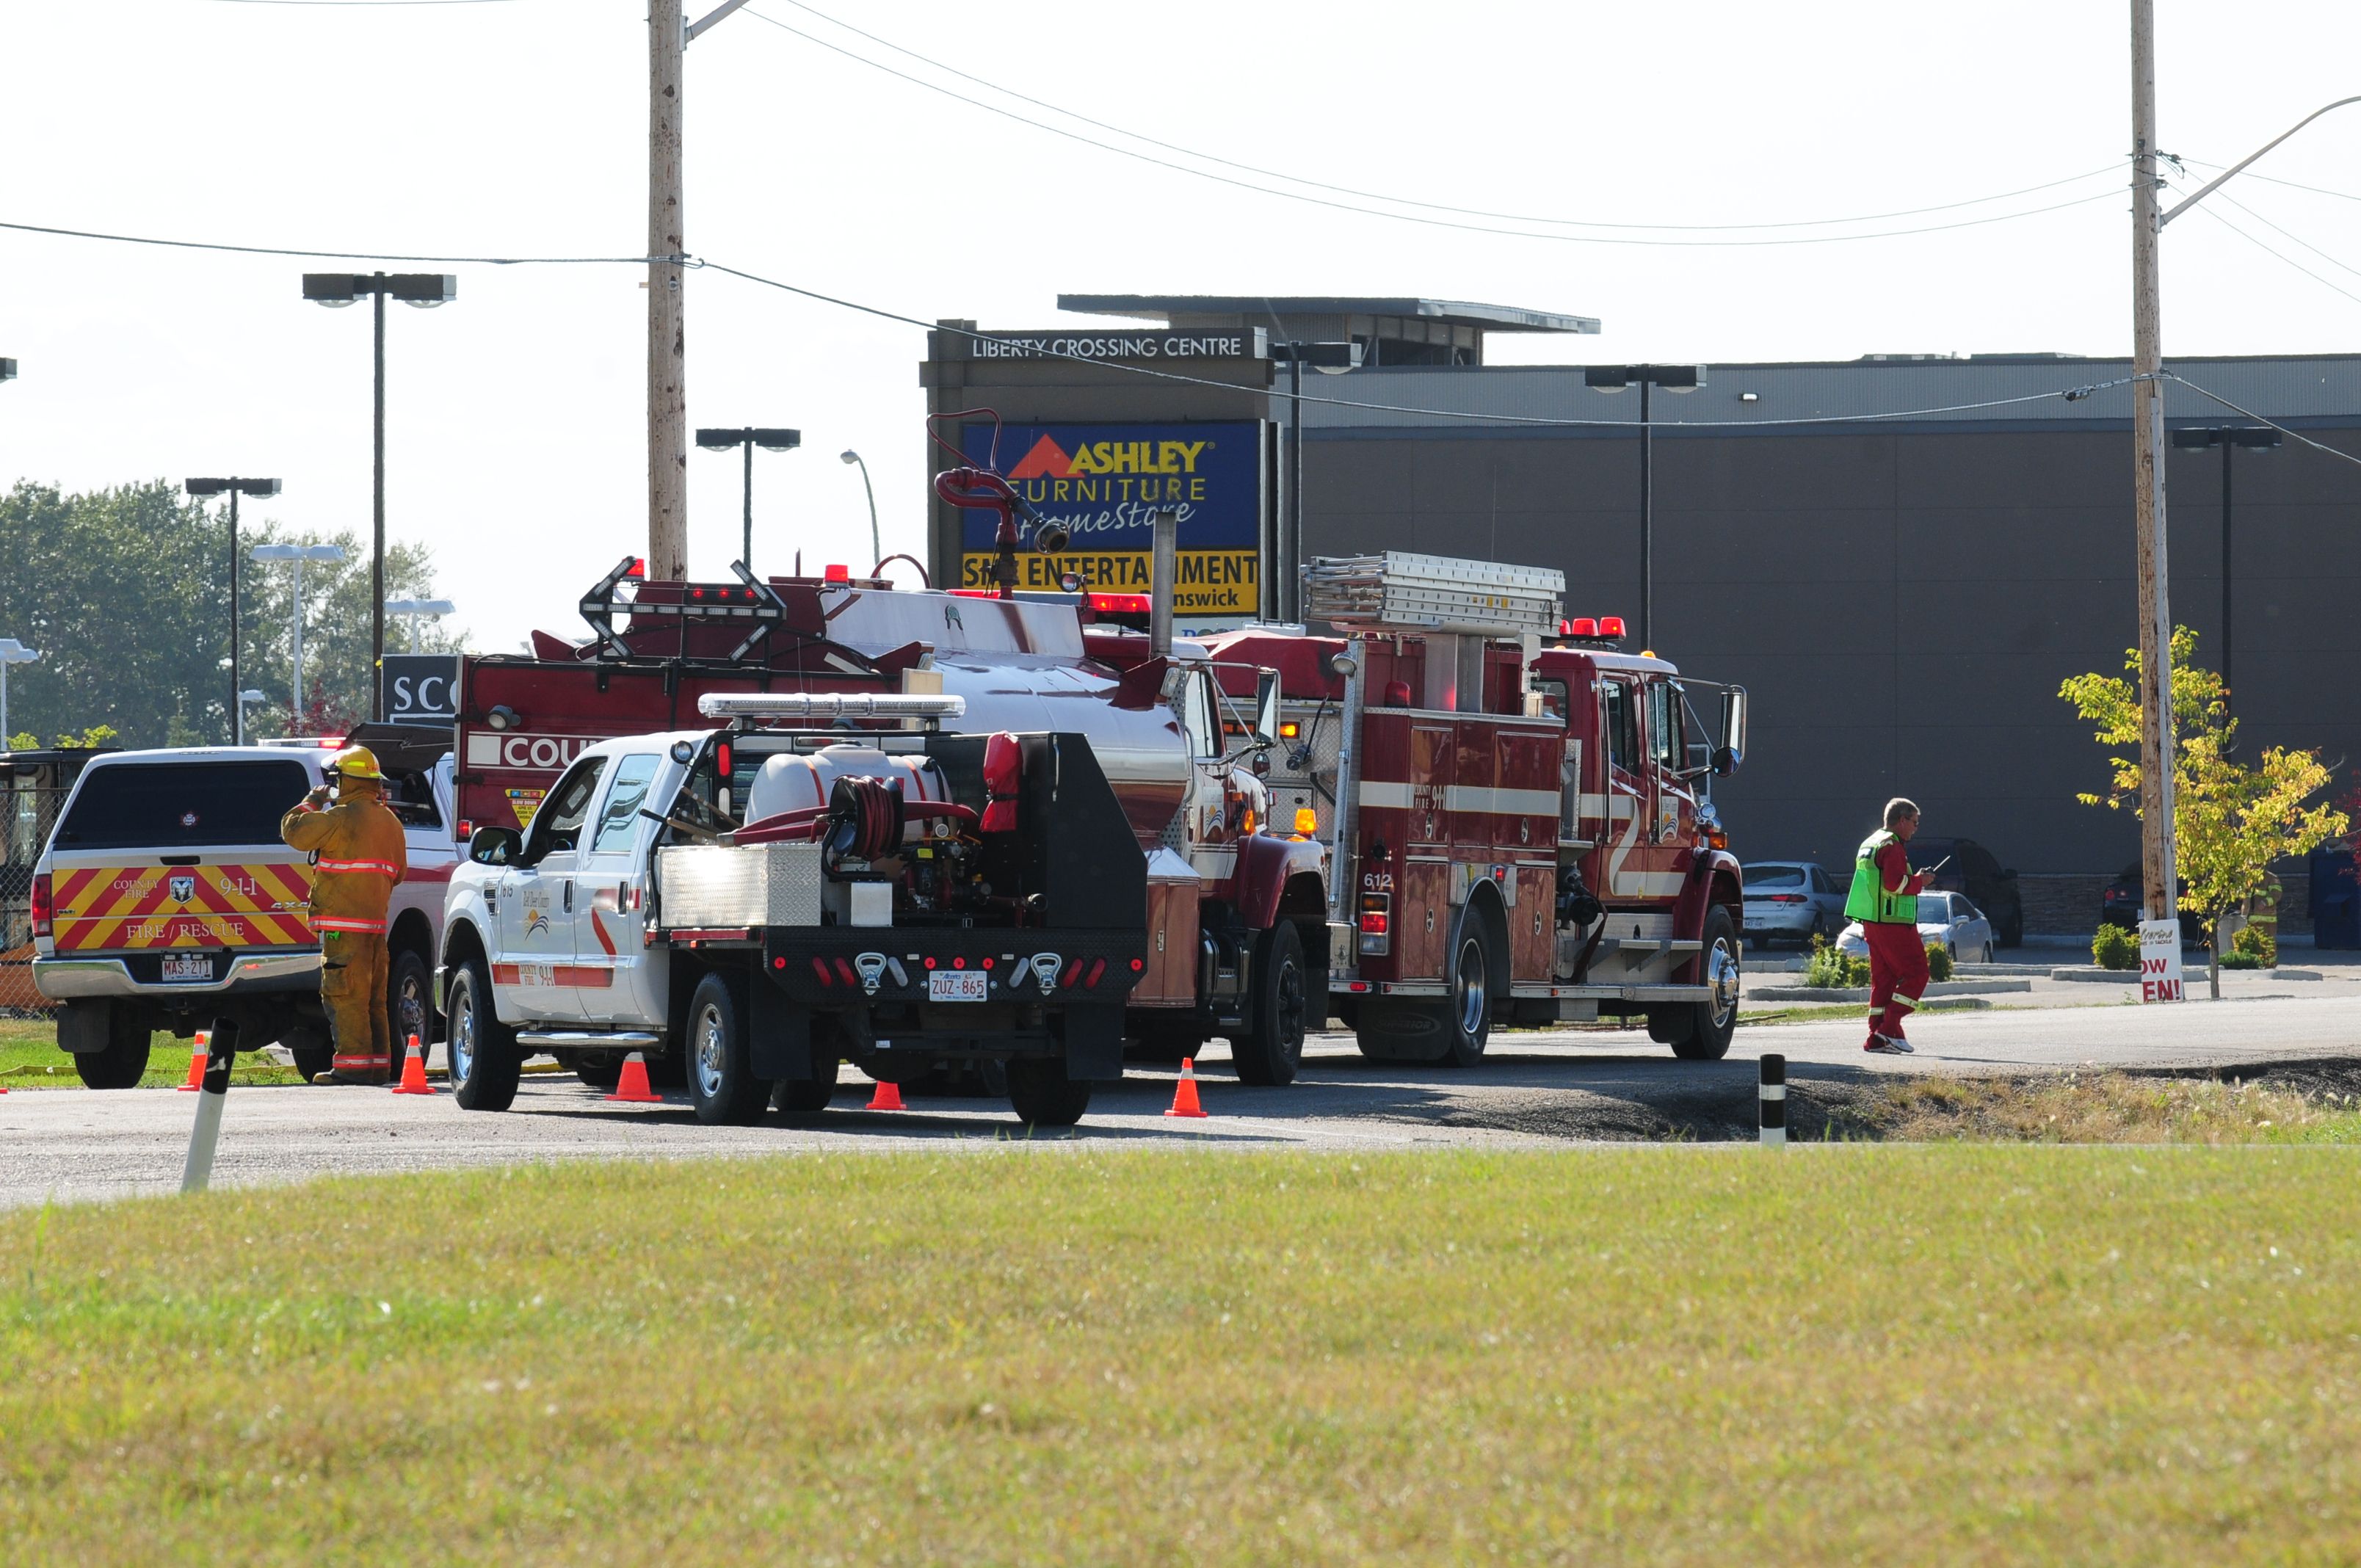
2219;948;2262;970
1804;934;1871;990
1925;943;1954;983
2092;923;2139;970
2232;922;2277;968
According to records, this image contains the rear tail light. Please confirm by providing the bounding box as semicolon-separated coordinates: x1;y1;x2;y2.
30;873;51;939
1358;892;1392;956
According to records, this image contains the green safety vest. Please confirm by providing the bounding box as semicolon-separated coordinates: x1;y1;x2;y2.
1844;830;1918;925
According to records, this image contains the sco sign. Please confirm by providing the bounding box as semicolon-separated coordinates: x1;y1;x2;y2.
383;655;461;723
463;730;601;773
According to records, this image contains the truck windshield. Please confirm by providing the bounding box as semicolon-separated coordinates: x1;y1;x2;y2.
54;760;312;851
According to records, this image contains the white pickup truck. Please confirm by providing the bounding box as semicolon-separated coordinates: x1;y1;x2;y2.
32;734;459;1086
435;708;1149;1127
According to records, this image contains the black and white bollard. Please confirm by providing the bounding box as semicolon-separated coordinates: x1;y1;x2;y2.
1758;1053;1786;1148
181;1017;242;1194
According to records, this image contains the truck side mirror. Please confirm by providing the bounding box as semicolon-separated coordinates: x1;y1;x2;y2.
1716;686;1748;773
468;824;523;865
1254;668;1282;749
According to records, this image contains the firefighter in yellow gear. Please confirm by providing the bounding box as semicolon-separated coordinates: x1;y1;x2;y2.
281;745;407;1084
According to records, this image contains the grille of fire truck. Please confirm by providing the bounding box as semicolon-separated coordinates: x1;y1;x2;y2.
1302;552;1564;637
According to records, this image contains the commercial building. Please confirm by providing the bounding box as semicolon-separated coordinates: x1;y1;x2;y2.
921;298;2361;924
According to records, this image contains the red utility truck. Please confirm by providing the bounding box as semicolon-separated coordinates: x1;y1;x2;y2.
1200;552;1749;1062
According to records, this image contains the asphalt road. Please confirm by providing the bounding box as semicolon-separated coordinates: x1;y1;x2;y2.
4;992;2357;1208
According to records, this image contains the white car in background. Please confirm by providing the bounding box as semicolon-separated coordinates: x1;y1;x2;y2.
1835;891;1995;965
1740;860;1847;946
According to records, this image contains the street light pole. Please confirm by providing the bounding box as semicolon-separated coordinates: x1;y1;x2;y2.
841;451;880;571
1271;341;1361;624
0;640;40;741
1586;364;1707;647
301;271;455;722
251;544;347;725
2128;0;2177;933
185;477;281;744
2170;425;2279;716
695;427;800;573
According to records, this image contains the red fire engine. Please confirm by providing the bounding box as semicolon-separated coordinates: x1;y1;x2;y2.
1201;552;1749;1061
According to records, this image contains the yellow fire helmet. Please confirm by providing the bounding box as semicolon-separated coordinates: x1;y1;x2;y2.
323;744;383;782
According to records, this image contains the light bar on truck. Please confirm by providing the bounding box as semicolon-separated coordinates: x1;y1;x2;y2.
696;693;969;722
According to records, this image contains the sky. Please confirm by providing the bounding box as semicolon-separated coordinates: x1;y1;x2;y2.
4;0;2360;656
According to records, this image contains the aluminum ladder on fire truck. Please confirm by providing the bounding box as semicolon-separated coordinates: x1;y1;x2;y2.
1302;551;1565;639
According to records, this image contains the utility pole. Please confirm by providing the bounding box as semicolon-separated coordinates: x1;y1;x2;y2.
648;0;689;582
2128;0;2177;929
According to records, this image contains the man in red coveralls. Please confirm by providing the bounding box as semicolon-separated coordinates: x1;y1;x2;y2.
1843;797;1934;1054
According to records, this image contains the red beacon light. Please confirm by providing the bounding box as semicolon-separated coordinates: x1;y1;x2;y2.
823;563;851;583
1087;592;1152;615
625;556;647;580
1597;615;1628;639
1563;617;1598;639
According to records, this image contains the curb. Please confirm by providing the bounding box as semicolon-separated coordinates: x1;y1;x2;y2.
1749;979;2032;1003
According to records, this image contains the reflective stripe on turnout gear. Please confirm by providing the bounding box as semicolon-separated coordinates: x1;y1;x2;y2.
313;915;388;933
316;860;401;876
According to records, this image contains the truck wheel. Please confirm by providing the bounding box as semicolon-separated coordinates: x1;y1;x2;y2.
1007;1056;1092;1127
1231;922;1308;1086
386;948;435;1062
283;1026;334;1084
573;1054;623;1092
446;956;521;1112
72;1009;151;1089
685;972;768;1127
1668;906;1742;1062
1438;912;1495;1068
774;1057;840;1123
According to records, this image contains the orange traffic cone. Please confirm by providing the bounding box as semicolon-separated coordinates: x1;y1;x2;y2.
391;1034;437;1095
178;1029;211;1092
865;1076;905;1111
606;1050;664;1103
1164;1057;1208;1119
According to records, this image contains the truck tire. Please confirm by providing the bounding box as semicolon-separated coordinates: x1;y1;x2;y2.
283;1026;334;1084
774;1056;840;1123
72;1009;150;1089
1231;922;1308;1086
386;947;435;1063
446;956;521;1112
1007;1055;1092;1127
1437;909;1496;1068
685;972;768;1127
573;1054;623;1092
1667;906;1742;1062
1354;998;1448;1063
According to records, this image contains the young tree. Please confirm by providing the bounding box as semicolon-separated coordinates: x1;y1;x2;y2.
2059;626;2349;993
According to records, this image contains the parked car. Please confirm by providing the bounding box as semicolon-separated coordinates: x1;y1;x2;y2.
1740;860;1846;946
2100;863;2208;945
1837;891;1995;965
1904;836;2023;947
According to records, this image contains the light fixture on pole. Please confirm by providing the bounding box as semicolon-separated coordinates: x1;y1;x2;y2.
250;543;347;724
1271;341;1361;623
2126;42;2361;936
0;359;15;383
696;427;800;573
184;477;282;744
840;449;880;573
1586;364;1706;650
0;639;40;741
2170;426;2279;716
382;597;457;653
238;689;269;738
301;270;456;722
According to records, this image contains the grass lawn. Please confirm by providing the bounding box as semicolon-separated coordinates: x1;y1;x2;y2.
0;1017;305;1089
3;1150;2359;1563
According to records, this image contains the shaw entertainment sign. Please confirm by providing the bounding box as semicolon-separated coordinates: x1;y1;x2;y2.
957;421;1263;618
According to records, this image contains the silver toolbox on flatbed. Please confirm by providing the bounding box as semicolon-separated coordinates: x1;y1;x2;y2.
656;842;824;929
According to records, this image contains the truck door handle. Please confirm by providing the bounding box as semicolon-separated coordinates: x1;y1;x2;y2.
563;881;573;913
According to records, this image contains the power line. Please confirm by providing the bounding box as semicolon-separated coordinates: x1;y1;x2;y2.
0;212;2160;432
2183;156;2361;207
739;10;2125;249
2211;188;2361;283
0;217;659;266
2183;197;2361;309
2165;371;2361;471
769;0;2124;236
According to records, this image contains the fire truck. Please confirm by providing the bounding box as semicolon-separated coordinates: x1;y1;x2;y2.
1200;552;1749;1061
446;537;1329;1102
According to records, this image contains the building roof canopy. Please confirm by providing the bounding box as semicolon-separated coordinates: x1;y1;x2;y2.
1057;294;1600;335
